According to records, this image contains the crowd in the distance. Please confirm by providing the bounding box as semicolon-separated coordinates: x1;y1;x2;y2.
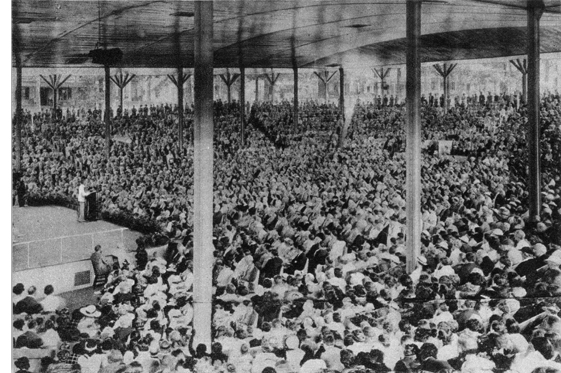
12;87;561;373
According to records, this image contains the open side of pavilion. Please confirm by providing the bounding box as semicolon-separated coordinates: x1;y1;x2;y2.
12;0;561;347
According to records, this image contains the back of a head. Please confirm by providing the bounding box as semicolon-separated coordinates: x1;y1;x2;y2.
532;337;555;360
13;283;24;296
419;343;438;361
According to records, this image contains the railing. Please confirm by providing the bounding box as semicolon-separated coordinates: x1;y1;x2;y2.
13;228;128;272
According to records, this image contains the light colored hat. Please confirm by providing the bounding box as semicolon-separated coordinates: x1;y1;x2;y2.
417;255;428;266
108;350;123;363
80;305;101;318
491;229;504;236
285;335;299;350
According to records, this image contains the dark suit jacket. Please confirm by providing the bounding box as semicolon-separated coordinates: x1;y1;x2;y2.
15;331;43;349
14;296;43;315
260;256;283;281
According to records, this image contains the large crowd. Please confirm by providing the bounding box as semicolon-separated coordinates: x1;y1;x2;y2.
12;88;561;373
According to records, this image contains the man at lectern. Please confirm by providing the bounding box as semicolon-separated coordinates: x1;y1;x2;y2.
78;178;91;222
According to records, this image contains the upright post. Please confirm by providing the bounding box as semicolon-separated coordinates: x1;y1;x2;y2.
339;67;345;116
53;78;58;112
255;76;259;103
406;0;422;274
15;54;22;172
178;67;185;150
227;72;232;105
104;65;111;159
443;64;448;111
527;0;543;222
522;62;528;104
293;67;299;128
397;67;402;103
240;67;246;147
193;0;214;349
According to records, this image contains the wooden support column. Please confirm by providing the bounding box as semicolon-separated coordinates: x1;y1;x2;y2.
219;69;240;105
373;67;391;98
104;65;111;159
263;71;280;103
255;76;259;103
527;0;544;222
397;68;402;103
177;68;185;150
314;70;337;103
406;0;422;274
167;69;191;150
433;63;457;112
339;67;345;115
509;58;528;105
110;73;136;115
338;67;349;149
293;67;299;128
15;54;22;172
240;67;246;147
40;74;72;114
193;0;213;349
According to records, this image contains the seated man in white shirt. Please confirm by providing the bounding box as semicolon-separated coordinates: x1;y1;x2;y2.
40;284;65;313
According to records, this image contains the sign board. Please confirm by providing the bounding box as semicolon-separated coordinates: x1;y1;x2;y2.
438;141;453;155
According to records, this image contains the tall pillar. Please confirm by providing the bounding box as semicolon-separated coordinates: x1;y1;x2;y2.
293;67;299;128
527;0;543;222
15;55;22;172
443;68;448;111
255;76;259;102
193;0;214;349
178;67;185;150
397;68;402;104
104;66;111;159
53;85;58;112
240;67;246;147
339;67;345;116
523;68;528;104
406;0;422;274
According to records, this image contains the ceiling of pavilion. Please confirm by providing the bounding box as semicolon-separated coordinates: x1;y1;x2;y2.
12;0;561;70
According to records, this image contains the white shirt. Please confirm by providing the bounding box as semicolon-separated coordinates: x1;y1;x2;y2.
40;294;65;312
78;184;90;202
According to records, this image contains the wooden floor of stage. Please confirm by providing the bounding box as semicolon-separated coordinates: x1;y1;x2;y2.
12;205;141;271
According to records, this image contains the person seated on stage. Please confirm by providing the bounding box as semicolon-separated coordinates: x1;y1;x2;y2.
90;245;112;278
77;178;91;222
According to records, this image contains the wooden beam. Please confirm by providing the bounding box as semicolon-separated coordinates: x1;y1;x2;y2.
433;64;445;77
381;67;391;80
40;74;55;89
313;71;326;84
325;71;337;83
406;0;422;274
193;0;214;349
219;74;229;86
168;74;179;87
110;76;121;88
54;75;72;90
123;74;136;88
181;73;191;85
446;63;457;76
527;0;544;222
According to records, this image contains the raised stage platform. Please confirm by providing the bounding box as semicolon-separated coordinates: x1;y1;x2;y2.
12;205;142;294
